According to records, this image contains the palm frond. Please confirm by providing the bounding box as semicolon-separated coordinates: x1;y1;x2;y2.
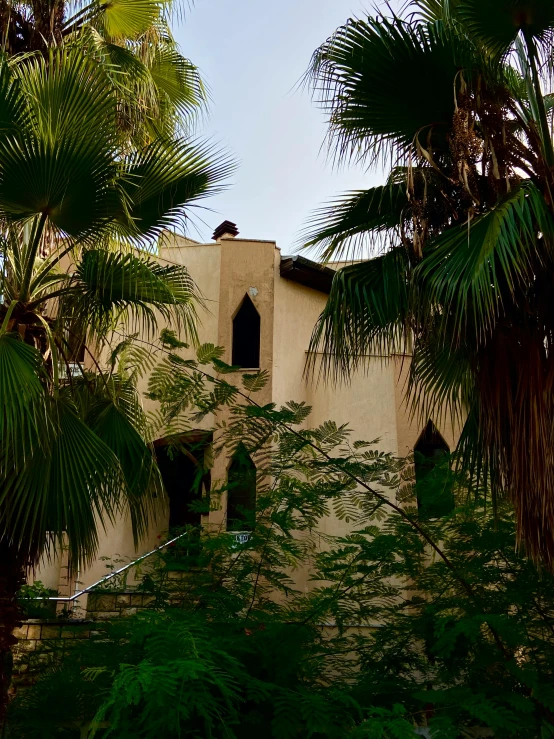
408;324;474;427
0;59;28;134
0;50;120;236
300;184;410;262
83;381;161;547
72;248;201;340
119;137;234;239
404;0;448;23
0;396;123;568
77;24;204;144
415;181;554;345
307;16;473;166
455;0;554;56
0;334;46;472
70;0;164;40
81;26;153;85
308;248;410;381
149;46;206;124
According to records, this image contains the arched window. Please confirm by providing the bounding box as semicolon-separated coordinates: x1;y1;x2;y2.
227;443;256;531
232;294;260;368
155;434;211;529
414;421;453;518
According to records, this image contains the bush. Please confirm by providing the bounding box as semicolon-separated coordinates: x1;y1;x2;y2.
10;339;554;737
17;582;57;620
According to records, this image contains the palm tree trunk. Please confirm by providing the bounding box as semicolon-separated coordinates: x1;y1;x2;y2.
0;539;24;727
30;0;65;53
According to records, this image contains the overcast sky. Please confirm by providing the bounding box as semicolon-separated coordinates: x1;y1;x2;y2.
176;0;382;255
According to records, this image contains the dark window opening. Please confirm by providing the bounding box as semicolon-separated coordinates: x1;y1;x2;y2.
155;436;211;529
415;421;454;519
227;443;256;531
232;294;260;368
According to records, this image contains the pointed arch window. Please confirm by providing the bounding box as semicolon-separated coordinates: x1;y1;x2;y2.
155;433;212;529
227;443;256;531
232;294;260;369
414;421;454;519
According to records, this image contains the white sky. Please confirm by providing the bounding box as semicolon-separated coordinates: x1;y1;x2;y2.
175;0;382;254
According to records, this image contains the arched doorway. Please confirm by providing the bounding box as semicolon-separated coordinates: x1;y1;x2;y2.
414;421;453;518
227;443;256;531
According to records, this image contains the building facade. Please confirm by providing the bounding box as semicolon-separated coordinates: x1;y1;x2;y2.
34;223;460;606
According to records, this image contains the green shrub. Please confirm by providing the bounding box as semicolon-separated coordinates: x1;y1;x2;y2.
17;582;57;620
10;339;554;737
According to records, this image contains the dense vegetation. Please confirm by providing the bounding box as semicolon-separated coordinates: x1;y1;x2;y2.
0;0;204;146
303;0;554;568
0;0;230;719
6;1;554;736
9;342;554;737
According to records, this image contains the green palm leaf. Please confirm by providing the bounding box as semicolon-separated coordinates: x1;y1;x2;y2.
0;60;27;134
415;181;554;343
0;51;120;235
0;397;123;567
86;391;160;546
120;138;234;238
149;46;206;123
308;248;410;380
455;0;554;55
0;334;46;471
91;0;164;41
301;184;409;261
83;27;153;86
408;326;474;427
308;17;472;162
74;248;201;339
79;25;204;136
15;48;116;145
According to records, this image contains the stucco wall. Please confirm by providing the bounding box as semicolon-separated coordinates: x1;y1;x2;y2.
209;236;276;529
65;236;223;608
273;255;406;593
272;250;328;414
39;232;463;601
137;234;223;420
393;354;462;456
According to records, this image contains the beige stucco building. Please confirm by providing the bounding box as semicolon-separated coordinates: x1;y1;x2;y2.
35;221;459;606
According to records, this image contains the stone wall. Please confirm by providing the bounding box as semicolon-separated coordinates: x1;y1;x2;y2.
86;571;193;619
13;619;93;646
11;619;94;689
13;572;194;681
86;591;157;620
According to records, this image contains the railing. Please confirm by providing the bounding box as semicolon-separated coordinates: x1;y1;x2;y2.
38;529;252;603
41;530;190;602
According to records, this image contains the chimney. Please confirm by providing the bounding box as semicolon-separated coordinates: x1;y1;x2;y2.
212;220;239;240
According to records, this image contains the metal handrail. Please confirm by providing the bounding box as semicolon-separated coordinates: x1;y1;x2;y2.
41;531;189;602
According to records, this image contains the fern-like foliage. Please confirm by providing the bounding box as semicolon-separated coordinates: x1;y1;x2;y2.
10;336;554;737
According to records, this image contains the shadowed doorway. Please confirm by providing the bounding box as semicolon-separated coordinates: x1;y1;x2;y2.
154;433;211;529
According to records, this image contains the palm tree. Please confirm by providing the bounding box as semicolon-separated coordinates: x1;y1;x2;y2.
0;48;232;717
0;0;206;146
304;0;554;567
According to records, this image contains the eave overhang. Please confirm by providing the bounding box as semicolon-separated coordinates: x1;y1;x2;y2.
279;255;334;294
